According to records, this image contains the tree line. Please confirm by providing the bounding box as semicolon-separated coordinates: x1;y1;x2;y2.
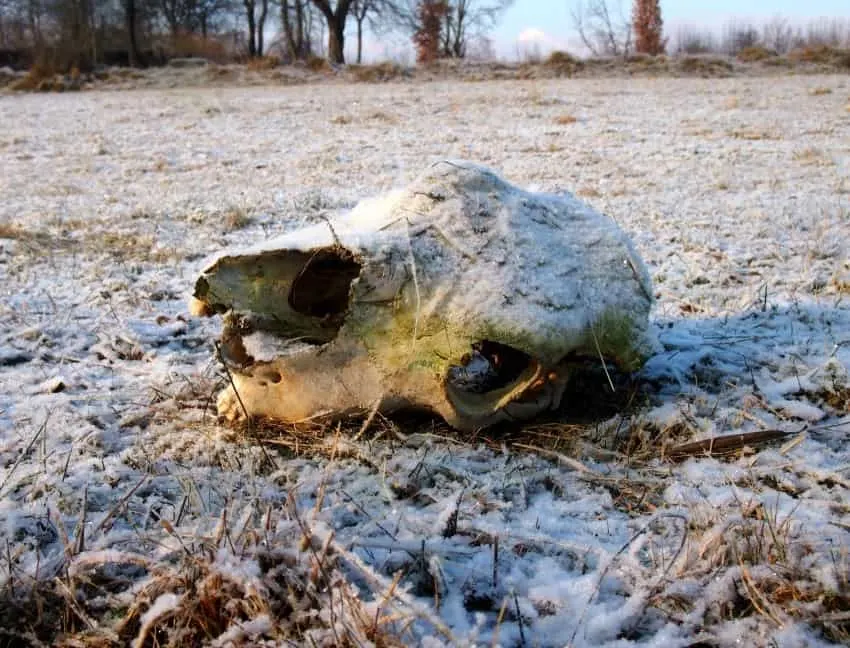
0;0;512;70
571;0;850;59
1;0;848;73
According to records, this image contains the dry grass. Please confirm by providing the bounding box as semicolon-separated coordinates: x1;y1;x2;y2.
222;206;253;232
678;56;734;77
246;55;280;71
789;45;850;68
554;114;578;125
349;62;405;83
0;505;415;647
331;114;353;125
544;50;584;77
810;86;833;96
736;46;776;63
306;55;331;73
727;128;781;141
655;499;850;644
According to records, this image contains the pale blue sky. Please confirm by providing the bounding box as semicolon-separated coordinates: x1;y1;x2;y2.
494;0;850;56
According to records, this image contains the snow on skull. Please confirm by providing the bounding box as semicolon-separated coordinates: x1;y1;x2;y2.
191;161;654;431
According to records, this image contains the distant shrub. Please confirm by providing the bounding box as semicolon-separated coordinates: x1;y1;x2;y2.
246;55;280;71
349;62;404;83
678;55;734;76
546;50;578;66
306;55;331;72
789;44;839;64
545;50;583;77
736;45;775;62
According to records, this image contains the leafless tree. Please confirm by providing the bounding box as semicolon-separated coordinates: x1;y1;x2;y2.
350;0;384;63
441;0;510;58
570;0;632;57
384;0;509;59
670;24;716;54
243;0;268;55
720;19;759;55
761;14;792;54
309;0;352;63
279;0;315;60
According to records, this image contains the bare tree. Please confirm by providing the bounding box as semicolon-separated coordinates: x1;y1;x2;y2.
441;0;510;58
761;14;792;54
280;0;315;60
670;24;716;54
570;0;632;57
350;0;382;63
309;0;352;63
383;0;509;60
721;19;759;55
243;0;268;56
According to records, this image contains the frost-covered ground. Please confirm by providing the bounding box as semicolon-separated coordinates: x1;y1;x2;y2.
1;76;850;647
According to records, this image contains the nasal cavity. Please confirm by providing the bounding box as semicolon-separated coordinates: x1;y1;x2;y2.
288;247;362;319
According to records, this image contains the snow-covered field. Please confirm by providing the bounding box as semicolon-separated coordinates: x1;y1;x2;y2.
1;75;850;646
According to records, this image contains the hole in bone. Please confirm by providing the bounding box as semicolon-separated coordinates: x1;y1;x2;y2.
259;369;282;384
447;340;533;394
288;247;362;319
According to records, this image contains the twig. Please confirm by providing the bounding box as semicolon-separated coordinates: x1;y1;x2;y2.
96;474;149;533
665;428;801;462
0;415;48;497
589;324;616;393
514;590;526;647
214;341;250;423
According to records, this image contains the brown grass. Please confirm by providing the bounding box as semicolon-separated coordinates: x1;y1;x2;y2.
222;206;253;232
809;86;833;96
306;55;331;73
544;50;584;77
736;46;776;62
331;114;353;125
554;114;578;125
678;56;734;76
0;506;415;647
349;62;405;83
246;55;280;71
728;128;781;141
655;499;850;644
789;45;850;69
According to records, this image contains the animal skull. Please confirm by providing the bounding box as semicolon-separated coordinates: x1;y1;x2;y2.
191;161;654;431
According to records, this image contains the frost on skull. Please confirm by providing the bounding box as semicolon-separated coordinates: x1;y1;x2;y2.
191;161;655;431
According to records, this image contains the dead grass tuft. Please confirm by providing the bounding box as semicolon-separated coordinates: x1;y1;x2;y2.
809;86;833;96
656;500;850;644
678;56;734;77
728;128;781;141
349;62;405;83
544;50;584;77
554;114;578;125
306;55;331;73
222;206;253;231
736;46;776;63
0;508;414;647
246;55;280;71
786;45;850;70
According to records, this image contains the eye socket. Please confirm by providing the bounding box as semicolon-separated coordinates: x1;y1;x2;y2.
288;247;362;319
448;340;533;394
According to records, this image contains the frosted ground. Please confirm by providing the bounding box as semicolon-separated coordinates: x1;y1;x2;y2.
1;75;849;646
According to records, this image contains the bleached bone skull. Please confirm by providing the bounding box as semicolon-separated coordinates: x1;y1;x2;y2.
191;161;654;431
